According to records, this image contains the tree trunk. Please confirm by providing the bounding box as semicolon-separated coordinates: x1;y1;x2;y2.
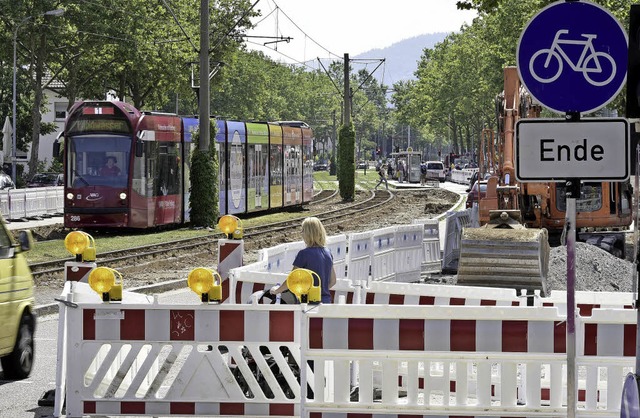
28;32;46;177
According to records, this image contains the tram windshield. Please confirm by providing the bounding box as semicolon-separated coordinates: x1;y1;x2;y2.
67;134;131;188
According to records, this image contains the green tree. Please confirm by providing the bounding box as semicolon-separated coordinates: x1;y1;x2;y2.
190;120;219;227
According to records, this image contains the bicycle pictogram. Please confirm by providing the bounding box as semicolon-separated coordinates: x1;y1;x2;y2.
528;29;616;87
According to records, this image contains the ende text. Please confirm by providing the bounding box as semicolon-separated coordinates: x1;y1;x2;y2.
539;138;604;162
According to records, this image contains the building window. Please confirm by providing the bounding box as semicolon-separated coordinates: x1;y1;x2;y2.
54;102;67;121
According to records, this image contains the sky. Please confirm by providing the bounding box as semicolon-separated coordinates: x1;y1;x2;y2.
246;0;478;66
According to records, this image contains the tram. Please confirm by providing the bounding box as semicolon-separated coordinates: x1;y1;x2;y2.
59;101;313;229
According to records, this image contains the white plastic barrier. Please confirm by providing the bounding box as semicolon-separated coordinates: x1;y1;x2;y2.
8;189;26;220
45;187;61;215
4;187;64;220
541;290;634;314
451;167;479;184
363;280;524;306
24;189;42;218
442;209;471;272
0;190;9;218
413;218;442;274
259;242;290;274
326;234;348;280
370;226;396;283
345;230;373;283
393;223;424;282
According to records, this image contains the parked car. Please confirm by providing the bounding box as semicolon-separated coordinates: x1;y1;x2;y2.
466;180;488;208
26;172;63;188
0;172;15;190
313;161;328;171
356;161;368;169
0;213;35;379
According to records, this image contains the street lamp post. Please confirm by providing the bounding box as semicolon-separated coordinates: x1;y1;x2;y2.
12;8;64;184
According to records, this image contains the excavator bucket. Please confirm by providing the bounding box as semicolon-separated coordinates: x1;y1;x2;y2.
456;211;550;295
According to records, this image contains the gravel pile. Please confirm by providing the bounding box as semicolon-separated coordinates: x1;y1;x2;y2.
546;242;635;293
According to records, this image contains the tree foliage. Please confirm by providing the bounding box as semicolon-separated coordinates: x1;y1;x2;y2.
395;0;635;159
189;120;219;227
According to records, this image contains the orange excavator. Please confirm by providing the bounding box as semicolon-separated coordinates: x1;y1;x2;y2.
457;66;633;294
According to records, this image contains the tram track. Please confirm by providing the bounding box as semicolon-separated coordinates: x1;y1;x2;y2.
30;189;394;280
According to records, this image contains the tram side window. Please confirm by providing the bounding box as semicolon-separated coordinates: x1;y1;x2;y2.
142;142;181;197
156;144;181;196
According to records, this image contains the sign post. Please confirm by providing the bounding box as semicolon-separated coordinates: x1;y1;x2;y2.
517;1;629;415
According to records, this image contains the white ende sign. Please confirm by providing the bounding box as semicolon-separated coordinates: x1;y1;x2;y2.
515;118;629;182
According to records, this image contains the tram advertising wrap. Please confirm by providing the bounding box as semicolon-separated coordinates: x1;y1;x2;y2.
60;101;313;229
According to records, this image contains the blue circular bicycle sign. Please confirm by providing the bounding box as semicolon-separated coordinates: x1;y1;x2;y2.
517;1;627;114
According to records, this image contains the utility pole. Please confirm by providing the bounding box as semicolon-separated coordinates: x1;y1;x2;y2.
343;53;351;126
332;110;337;159
199;0;210;150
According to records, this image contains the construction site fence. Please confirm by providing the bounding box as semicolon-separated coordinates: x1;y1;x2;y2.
227;220;443;306
0;186;63;220
57;279;636;418
450;168;478;185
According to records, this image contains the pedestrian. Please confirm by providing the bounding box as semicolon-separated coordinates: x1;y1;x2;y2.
420;161;427;186
374;164;389;190
270;217;337;303
397;160;405;183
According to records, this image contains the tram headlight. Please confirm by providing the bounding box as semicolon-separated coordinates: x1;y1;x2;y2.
88;267;122;302
187;267;222;303
66;192;74;200
218;215;243;239
119;192;127;200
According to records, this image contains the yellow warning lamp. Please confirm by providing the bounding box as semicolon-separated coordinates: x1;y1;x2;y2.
286;268;321;304
88;267;123;302
187;267;222;303
64;231;96;262
218;215;243;239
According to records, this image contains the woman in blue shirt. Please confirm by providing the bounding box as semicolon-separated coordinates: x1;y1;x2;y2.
270;217;337;303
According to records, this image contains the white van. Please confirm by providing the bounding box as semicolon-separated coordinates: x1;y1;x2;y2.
426;161;446;182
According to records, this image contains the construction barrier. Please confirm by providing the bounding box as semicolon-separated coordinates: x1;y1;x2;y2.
3;186;63;220
0;189;9;218
450;167;479;185
413;218;443;274
442;209;471;272
56;281;637;417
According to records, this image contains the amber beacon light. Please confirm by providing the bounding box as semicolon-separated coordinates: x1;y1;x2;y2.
187;267;222;303
218;215;243;239
64;231;96;262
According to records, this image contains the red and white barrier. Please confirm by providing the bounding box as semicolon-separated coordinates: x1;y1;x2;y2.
58;284;638;417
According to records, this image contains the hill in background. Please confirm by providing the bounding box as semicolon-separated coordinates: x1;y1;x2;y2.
353;32;448;85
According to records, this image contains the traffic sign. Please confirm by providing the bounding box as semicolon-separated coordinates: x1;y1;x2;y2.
515;118;629;182
517;1;627;114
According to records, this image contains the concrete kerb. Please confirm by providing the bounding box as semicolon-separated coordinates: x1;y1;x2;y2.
34;278;186;317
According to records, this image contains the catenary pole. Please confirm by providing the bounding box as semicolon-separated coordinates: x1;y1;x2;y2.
343;53;350;127
199;0;210;150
